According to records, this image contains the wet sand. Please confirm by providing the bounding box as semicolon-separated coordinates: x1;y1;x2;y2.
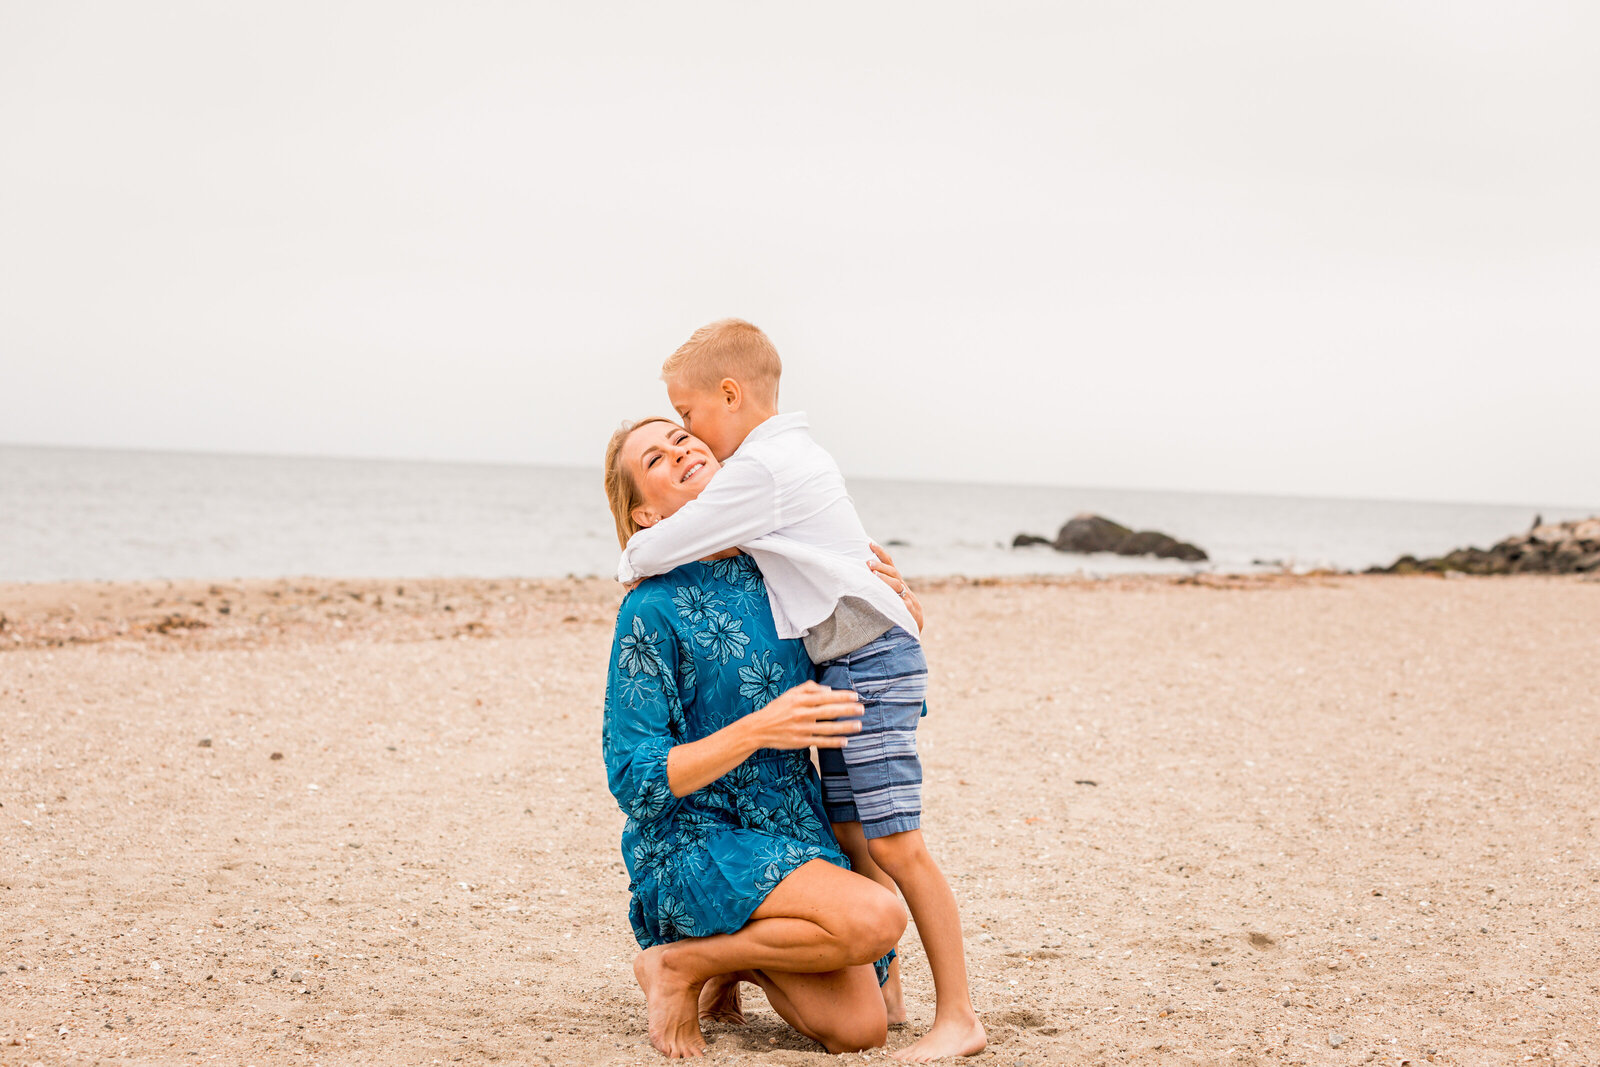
3;573;1598;1066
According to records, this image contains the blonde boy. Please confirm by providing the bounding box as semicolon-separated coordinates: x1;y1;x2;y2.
616;318;986;1061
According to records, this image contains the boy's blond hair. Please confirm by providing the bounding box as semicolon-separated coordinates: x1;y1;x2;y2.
661;318;782;407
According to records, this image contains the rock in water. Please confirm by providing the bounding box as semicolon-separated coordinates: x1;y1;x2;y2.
1022;513;1209;561
1053;514;1134;554
1116;530;1210;562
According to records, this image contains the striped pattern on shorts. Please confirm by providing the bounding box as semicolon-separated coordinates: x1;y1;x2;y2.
816;626;927;840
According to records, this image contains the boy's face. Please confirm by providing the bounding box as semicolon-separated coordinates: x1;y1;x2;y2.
666;379;742;461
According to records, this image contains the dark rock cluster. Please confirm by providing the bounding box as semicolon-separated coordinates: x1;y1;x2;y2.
1013;513;1208;562
1370;517;1600;575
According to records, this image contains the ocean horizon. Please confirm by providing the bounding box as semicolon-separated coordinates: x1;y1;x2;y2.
1;443;1593;584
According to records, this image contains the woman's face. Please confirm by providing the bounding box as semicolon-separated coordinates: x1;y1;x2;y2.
622;420;721;529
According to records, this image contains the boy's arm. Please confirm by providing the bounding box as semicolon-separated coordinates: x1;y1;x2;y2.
616;459;783;583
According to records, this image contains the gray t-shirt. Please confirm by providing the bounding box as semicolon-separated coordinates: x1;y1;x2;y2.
802;596;896;663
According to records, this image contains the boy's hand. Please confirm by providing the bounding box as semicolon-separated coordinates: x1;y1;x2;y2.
868;542;924;633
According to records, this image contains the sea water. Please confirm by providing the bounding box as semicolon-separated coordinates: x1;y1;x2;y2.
0;444;1592;583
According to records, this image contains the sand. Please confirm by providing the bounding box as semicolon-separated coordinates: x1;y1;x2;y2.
2;573;1598;1066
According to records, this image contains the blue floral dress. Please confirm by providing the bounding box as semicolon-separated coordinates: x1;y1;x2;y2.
602;555;856;952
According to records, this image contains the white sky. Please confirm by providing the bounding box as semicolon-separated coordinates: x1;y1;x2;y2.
2;1;1596;506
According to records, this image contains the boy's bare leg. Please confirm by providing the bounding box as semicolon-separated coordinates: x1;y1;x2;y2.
865;828;987;1062
832;819;907;1025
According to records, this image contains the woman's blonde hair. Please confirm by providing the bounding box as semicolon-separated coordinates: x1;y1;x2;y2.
603;416;679;548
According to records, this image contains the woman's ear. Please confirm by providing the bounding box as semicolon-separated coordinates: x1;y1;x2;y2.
719;377;743;412
631;505;661;529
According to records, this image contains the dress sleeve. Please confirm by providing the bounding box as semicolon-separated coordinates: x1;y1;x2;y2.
602;597;688;827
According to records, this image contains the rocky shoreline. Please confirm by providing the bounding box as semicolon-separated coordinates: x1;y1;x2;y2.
1370;516;1600;575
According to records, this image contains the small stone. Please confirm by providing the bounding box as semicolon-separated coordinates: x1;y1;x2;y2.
289;971;303;983
543;1034;553;1042
197;738;212;747
1282;999;1293;1007
270;752;283;760
1329;1033;1346;1048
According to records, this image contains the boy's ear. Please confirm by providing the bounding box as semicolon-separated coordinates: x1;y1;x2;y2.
631;505;661;529
718;377;742;411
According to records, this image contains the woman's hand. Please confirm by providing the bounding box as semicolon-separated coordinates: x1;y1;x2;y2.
868;543;924;632
749;681;864;750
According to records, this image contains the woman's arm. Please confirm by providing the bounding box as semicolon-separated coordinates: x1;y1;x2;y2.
666;681;864;797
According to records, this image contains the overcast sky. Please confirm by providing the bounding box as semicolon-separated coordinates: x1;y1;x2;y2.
2;1;1596;506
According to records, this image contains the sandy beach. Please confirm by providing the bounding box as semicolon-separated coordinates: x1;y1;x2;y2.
3;573;1597;1066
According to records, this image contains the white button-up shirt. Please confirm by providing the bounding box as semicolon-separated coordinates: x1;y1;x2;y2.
615;412;920;644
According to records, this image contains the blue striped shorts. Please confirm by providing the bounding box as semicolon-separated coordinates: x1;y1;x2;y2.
816;627;927;840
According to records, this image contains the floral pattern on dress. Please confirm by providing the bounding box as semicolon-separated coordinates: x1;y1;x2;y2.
671;585;721;623
617;615;666;677
737;650;785;707
694;611;750;665
602;556;849;952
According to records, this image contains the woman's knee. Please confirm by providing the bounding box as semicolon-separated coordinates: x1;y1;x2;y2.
813;1000;888;1053
839;882;906;961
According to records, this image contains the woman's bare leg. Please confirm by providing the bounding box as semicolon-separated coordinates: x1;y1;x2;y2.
745;963;889;1053
633;860;904;1058
697;972;747;1025
832;819;907;1024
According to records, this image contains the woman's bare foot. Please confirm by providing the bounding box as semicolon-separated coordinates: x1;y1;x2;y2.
881;958;907;1026
633;946;708;1059
891;1013;987;1062
697;973;747;1026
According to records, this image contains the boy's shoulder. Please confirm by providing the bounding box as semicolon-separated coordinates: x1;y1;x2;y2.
734;412;836;470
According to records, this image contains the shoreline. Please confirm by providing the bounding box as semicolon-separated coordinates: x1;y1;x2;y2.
1;571;1594;654
4;575;1598;1064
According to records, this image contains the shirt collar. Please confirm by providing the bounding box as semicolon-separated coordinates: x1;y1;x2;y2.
743;411;808;445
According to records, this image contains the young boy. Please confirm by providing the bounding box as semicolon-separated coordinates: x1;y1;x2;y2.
616;318;986;1062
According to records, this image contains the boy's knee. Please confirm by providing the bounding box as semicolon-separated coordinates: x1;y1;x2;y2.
865;830;929;875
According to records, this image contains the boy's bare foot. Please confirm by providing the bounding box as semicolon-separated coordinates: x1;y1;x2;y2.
633;946;707;1058
881;958;907;1026
697;973;746;1026
890;1013;987;1062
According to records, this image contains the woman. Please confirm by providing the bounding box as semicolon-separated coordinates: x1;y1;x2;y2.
602;417;924;1059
